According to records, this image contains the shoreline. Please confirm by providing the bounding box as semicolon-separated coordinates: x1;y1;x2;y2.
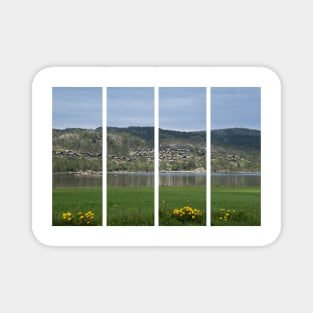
53;170;260;176
53;171;102;176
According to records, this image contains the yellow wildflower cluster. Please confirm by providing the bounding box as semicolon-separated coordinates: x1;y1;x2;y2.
219;208;236;221
62;212;73;222
61;210;95;225
78;210;95;225
172;206;202;222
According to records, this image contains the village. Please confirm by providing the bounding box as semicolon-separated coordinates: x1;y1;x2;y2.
53;149;102;158
107;146;206;164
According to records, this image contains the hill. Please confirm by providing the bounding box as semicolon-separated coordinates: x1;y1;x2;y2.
211;128;260;151
53;128;102;173
211;128;260;173
107;127;206;171
52;127;260;173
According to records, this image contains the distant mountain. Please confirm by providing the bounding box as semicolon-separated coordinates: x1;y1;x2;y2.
108;126;206;144
159;128;206;145
211;128;260;151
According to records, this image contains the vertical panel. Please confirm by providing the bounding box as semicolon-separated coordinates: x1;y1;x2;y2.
107;87;154;226
159;87;207;226
52;87;103;226
210;87;261;226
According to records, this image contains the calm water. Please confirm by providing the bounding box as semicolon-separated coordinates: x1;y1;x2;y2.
108;172;154;187
53;174;102;188
211;173;261;187
159;172;206;186
107;172;206;187
54;172;260;188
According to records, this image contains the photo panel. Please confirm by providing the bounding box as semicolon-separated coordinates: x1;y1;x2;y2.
52;87;103;226
107;87;155;226
211;87;261;226
159;87;207;226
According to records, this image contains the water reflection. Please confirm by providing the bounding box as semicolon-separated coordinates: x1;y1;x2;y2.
108;172;154;187
160;172;206;186
53;174;102;188
53;172;261;188
108;172;207;187
211;173;261;187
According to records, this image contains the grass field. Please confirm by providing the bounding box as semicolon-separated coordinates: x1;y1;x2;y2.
107;187;154;226
53;187;102;226
211;186;261;226
159;186;206;226
52;185;260;227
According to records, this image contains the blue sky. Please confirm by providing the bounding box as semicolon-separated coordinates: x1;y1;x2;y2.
53;87;102;129
107;87;154;127
211;87;261;130
159;87;206;131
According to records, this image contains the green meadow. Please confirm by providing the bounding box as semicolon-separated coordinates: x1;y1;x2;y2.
107;187;154;226
107;186;207;226
52;185;260;227
211;186;261;226
52;187;102;226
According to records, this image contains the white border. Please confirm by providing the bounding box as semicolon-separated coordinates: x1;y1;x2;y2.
32;67;281;246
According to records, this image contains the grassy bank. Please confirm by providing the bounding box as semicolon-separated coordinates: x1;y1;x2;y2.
53;187;102;226
211;186;261;226
107;187;154;226
159;186;206;226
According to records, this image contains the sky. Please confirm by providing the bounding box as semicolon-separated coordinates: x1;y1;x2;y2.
107;87;154;127
52;87;102;129
52;87;259;131
211;87;261;130
159;87;206;131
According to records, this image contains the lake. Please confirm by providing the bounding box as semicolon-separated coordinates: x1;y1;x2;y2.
108;172;154;187
53;172;260;188
211;173;261;187
107;172;206;187
53;174;102;188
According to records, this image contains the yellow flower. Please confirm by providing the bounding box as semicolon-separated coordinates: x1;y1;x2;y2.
87;221;91;225
67;217;72;222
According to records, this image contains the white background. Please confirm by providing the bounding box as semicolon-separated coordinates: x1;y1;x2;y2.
33;67;281;246
0;0;310;312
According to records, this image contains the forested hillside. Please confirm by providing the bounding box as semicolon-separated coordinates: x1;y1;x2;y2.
211;128;260;173
107;127;206;171
52;127;260;173
53;128;102;173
